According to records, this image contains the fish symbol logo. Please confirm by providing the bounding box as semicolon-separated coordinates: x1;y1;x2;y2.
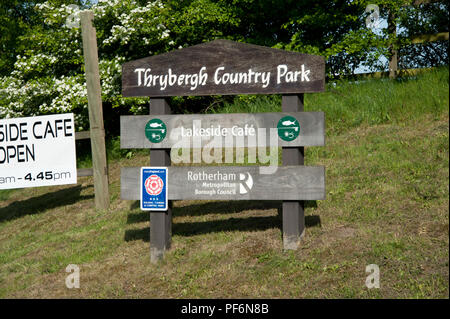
145;118;167;143
281;120;297;126
277;116;300;142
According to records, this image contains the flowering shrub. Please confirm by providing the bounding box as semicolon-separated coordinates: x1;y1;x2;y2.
0;0;245;130
0;0;175;130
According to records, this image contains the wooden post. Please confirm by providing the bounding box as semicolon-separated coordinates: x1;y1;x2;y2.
388;9;398;79
149;98;172;263
80;11;110;210
282;94;305;250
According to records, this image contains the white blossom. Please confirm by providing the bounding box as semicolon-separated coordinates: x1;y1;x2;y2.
1;0;170;130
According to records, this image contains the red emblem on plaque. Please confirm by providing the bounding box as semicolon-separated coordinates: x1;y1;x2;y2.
144;174;164;195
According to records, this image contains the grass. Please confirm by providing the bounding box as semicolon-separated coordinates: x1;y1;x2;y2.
213;66;449;135
0;67;448;298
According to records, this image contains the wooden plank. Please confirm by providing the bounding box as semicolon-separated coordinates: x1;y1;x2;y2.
340;67;434;80
120;112;325;149
149;98;172;264
80;10;110;210
75;131;90;140
411;0;443;6
121;165;325;201
122;39;325;97
411;32;449;44
282;94;305;250
77;168;93;177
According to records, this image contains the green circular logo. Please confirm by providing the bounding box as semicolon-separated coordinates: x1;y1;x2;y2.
145;118;167;143
277;116;300;142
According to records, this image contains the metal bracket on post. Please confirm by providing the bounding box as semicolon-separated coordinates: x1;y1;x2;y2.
282;94;305;250
149;98;172;263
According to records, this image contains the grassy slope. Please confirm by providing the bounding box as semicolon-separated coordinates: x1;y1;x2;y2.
0;68;448;298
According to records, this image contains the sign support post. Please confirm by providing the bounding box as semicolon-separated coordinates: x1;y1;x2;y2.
282;94;305;250
80;11;109;210
149;98;172;263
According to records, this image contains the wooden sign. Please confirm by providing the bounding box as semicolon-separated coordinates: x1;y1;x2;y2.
120;112;325;149
121;166;325;201
122;39;325;97
120;39;327;260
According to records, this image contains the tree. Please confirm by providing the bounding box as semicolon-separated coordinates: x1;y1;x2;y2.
397;1;449;69
274;0;378;76
0;0;244;131
1;1;94;129
278;0;448;76
0;0;45;75
1;0;447;131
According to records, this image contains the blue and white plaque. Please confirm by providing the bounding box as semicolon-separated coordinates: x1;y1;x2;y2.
140;167;168;211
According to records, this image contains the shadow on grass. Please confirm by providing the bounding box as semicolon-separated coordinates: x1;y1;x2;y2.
0;185;94;223
127;200;318;223
124;200;320;242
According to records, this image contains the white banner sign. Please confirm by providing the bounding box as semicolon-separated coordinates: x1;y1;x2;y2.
0;113;77;190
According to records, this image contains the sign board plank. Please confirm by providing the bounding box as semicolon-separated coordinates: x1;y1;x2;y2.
120;112;325;149
75;130;90;140
0;113;77;190
121;166;325;201
122;39;325;97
